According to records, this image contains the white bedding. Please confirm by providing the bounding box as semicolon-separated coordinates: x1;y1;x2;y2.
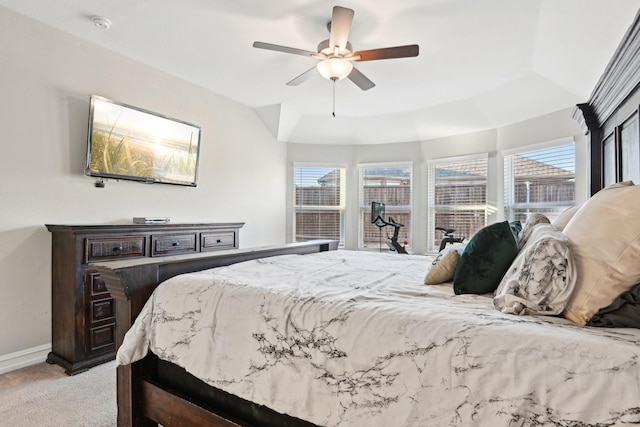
117;250;640;426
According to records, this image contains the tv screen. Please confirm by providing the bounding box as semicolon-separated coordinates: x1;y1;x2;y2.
371;201;386;226
85;95;201;186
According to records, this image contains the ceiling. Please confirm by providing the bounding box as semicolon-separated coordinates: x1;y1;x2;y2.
1;0;639;145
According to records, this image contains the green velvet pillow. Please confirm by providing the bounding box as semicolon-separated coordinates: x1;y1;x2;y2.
453;221;521;295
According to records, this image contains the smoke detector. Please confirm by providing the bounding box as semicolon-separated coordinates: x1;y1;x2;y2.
91;16;111;30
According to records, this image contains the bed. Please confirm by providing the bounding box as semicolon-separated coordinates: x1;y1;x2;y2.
109;248;640;427
93;9;640;427
95;227;640;427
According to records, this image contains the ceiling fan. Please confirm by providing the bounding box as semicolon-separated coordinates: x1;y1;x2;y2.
253;5;419;91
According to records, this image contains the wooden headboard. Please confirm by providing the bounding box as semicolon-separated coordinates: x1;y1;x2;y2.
573;9;640;195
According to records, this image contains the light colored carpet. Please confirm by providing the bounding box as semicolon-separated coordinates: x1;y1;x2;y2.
0;360;116;427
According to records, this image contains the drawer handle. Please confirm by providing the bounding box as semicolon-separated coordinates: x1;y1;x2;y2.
216;239;222;243
172;242;180;246
113;246;123;252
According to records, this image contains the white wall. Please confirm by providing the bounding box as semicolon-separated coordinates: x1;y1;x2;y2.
287;110;587;255
0;7;286;362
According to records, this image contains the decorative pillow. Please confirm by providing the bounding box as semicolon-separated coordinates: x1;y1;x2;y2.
493;223;575;315
519;213;551;249
453;221;521;295
424;248;460;285
587;283;640;328
552;204;582;231
562;181;640;325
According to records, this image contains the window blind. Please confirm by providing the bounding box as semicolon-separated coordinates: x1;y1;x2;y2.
293;166;345;244
358;164;412;250
427;156;488;252
504;143;575;223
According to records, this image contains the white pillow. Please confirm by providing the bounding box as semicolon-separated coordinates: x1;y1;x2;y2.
494;223;575;315
562;181;640;325
552;204;582;232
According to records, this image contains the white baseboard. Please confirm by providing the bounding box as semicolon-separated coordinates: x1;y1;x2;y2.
0;344;51;375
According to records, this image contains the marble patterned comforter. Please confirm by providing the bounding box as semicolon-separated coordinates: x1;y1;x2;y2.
117;250;640;427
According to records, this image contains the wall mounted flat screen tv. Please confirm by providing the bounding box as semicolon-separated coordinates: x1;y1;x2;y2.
85;95;201;186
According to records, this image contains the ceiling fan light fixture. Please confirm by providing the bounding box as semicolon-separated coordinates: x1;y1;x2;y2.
317;58;353;81
253;6;418;91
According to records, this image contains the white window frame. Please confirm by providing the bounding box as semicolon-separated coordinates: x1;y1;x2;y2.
293;163;346;247
503;137;575;223
357;162;413;251
427;153;488;253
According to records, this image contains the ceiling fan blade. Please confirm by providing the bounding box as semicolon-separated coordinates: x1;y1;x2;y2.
348;67;375;91
286;67;317;86
253;41;316;57
353;44;419;62
329;6;354;52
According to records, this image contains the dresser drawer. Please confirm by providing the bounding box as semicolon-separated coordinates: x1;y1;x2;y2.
89;324;115;353
85;271;109;297
201;232;236;251
152;233;197;256
85;236;146;262
91;297;115;323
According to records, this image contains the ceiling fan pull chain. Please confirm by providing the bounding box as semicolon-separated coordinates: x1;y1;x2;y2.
332;78;336;117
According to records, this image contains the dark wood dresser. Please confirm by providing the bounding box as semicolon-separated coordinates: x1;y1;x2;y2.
45;222;244;375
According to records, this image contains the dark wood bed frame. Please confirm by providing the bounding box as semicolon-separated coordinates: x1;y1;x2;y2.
93;9;640;427
93;240;337;427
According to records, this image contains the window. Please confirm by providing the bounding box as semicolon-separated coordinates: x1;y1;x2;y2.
427;155;488;252
293;165;345;246
358;163;412;250
504;142;575;223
